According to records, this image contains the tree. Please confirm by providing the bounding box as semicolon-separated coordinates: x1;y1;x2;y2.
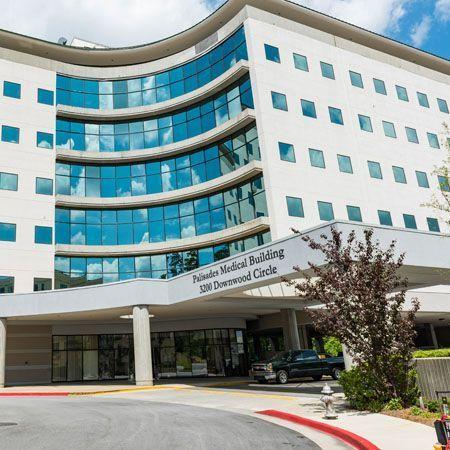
285;227;419;408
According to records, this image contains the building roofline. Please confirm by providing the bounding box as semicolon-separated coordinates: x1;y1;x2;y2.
0;0;448;74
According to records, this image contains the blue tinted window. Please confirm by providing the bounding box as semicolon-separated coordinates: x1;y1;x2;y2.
378;210;392;226
437;98;449;114
415;171;429;188
368;161;382;179
36;177;53;195
37;131;54;149
337;155;353;174
392;166;406;184
349;71;363;88
286;196;304;217
278;142;295;162
38;88;54;105
417;92;429;108
358;114;373;132
35;226;53;244
0;276;14;293
1;125;19;143
0;222;16;241
329;107;343;125
426;218;440;232
403;214;417;229
405;127;419;143
293;53;308;71
3;81;21;99
438;175;450;192
347;205;362;222
264;44;280;63
309;149;325;168
0;172;18;191
318;201;334;221
320;62;335;79
271;91;288;111
373;78;386;95
301;99;316;118
427;132;440;149
382;121;396;138
396;85;408;101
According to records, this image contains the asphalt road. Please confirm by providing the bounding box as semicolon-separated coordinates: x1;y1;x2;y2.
0;397;321;450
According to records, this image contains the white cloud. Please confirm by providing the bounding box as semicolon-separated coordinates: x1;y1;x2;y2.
410;15;432;47
435;0;450;21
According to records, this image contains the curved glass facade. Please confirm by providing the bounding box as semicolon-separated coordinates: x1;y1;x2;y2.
55;176;267;246
56;27;247;110
56;76;253;152
54;231;271;287
55;124;259;197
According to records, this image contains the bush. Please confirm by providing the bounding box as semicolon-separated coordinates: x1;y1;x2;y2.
413;348;450;358
425;400;440;413
323;336;342;357
384;398;403;411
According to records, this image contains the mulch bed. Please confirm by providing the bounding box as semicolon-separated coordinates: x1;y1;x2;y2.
382;408;440;427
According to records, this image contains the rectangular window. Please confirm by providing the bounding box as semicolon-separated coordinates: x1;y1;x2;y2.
0;276;14;294
347;205;362;222
293;53;308;71
349;71;363;88
368;161;382;179
317;201;334;221
278;142;296;162
378;210;393;226
396;85;409;101
37;131;54;149
403;214;417;229
438;175;450;192
392;166;406;184
301;99;316;118
286;196;304;217
427;132;440;149
38;88;54;105
382;121;397;138
358;114;373;132
320;62;335;79
373;78;387;95
35;225;53;244
417;92;429;108
437;98;449;114
328;107;344;125
0;172;18;191
309;148;325;168
0;222;16;242
426;217;440;232
415;171;429;188
337;154;353;173
271;91;288;111
1;125;20;143
36;177;54;195
264;44;280;63
405;127;419;143
34;278;52;292
3;81;21;99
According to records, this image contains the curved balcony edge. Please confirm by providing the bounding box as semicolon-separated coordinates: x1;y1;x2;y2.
55;216;270;257
56;61;250;121
55;160;263;208
55;109;256;164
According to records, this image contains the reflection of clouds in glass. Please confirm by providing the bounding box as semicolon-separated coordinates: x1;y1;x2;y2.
181;224;196;237
191;170;202;185
135;256;150;271
87;262;102;273
161;167;175;191
71;178;84;196
71;231;85;245
131;178;146;195
85;134;99;151
117;186;131;197
38;138;52;149
59;138;73;150
151;254;166;271
103;258;118;273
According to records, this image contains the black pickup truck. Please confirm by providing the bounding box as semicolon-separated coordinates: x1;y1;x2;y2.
251;349;345;384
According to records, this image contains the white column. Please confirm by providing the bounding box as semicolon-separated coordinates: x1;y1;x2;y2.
342;344;354;371
132;305;153;386
0;318;6;388
430;324;438;349
285;309;301;350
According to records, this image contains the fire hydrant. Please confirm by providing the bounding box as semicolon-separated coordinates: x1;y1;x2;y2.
320;383;338;419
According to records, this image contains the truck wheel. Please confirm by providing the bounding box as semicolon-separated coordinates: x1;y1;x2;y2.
276;370;289;384
312;375;323;381
331;368;342;380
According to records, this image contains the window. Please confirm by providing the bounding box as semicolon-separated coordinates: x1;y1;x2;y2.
1;125;19;143
0;172;18;191
417;92;429;108
382;121;396;138
320;62;335;79
34;278;52;292
358;114;373;132
405;127;419;143
378;210;393;226
437;98;449;114
328;107;344;125
403;214;417;229
271;91;288;111
301;99;316;118
36;177;54;195
426;218;440;232
286;196;304;217
347;205;362;222
427;132;440;149
0;222;16;242
438;175;450;192
35;226;53;244
337;155;353;173
0;276;14;293
37;88;54;105
3;81;21;99
396;85;409;102
278;142;296;162
293;53;308;71
264;44;280;63
368;161;382;179
318;201;334;221
37;132;54;149
373;78;387;95
309;149;325;168
415;171;429;188
392;166;406;184
349;71;363;88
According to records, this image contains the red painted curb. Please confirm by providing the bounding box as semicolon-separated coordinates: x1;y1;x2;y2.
0;392;70;397
257;409;380;450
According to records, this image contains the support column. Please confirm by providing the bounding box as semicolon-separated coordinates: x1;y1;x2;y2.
0;318;6;388
342;344;354;371
299;325;309;349
429;323;438;349
283;309;301;351
132;305;153;386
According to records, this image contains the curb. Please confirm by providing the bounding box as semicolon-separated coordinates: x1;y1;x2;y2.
257;409;380;450
0;392;71;397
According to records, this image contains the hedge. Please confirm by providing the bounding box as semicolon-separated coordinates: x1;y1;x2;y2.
413;348;450;358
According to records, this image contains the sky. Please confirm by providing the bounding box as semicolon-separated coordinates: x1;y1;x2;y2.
0;0;448;59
